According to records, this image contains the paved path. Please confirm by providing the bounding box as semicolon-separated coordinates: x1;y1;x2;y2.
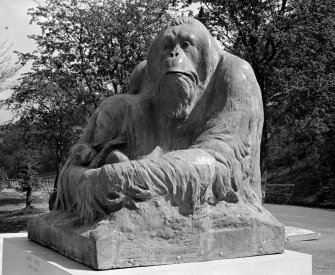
265;204;335;275
1;203;333;274
0;232;27;274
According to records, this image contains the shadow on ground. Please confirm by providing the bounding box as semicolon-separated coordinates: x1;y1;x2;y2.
0;208;48;233
0;189;49;233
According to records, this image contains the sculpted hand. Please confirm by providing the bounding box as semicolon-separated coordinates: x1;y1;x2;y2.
88;137;127;168
76;163;144;223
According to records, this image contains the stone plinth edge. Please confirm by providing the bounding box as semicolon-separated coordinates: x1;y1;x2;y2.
27;200;285;269
3;237;311;275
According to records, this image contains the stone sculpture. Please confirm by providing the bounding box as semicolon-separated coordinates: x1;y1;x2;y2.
28;17;284;270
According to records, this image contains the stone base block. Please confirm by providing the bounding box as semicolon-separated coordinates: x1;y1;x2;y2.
0;232;27;275
285;226;321;242
27;199;285;270
2;237;312;275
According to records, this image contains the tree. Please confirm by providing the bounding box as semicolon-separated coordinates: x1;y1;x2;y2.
0;166;8;191
0;40;21;91
0;123;46;209
18;0;170;104
6;0;171;186
7;75;86;184
266;0;335;197
0;123;27;179
181;0;335;199
0;123;48;179
190;0;300;190
17;150;41;209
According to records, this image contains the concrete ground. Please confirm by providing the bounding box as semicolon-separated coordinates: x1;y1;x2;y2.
265;204;335;275
0;198;334;274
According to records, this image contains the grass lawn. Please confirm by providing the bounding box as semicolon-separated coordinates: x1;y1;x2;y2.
0;188;49;233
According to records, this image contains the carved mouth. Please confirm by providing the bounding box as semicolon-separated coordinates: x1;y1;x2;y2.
164;71;199;85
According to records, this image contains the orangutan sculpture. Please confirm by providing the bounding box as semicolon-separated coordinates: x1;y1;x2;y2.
28;17;284;270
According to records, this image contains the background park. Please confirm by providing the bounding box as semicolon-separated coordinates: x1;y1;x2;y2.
0;0;334;274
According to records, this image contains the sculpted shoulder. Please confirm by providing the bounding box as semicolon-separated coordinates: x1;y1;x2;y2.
220;52;254;76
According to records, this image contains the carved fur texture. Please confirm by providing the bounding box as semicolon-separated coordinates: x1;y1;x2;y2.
54;17;263;223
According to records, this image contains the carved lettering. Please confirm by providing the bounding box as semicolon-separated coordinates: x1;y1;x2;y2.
118;248;186;258
26;254;40;273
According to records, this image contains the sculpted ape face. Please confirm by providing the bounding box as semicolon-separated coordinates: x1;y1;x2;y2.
147;18;221;120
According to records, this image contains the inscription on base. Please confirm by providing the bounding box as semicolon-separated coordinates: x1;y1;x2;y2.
119;248;187;258
26;254;41;273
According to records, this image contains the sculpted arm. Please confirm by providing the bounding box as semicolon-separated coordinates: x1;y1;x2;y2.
76;149;216;221
77;139;241;223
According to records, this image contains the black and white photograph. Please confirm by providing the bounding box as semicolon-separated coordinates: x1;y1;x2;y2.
0;1;334;274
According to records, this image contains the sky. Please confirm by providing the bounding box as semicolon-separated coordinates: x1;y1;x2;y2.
0;0;42;124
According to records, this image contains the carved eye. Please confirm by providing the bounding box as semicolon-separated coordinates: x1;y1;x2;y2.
182;41;190;49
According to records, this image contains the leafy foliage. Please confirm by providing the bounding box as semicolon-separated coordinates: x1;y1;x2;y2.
0;123;46;179
0;40;21;91
5;0;171;183
7;76;85;180
266;0;335;192
18;0;170;99
181;0;335;199
188;1;307;189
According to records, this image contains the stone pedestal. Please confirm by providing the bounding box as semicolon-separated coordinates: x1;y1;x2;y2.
27;199;285;270
285;226;321;242
2;237;312;275
0;232;27;275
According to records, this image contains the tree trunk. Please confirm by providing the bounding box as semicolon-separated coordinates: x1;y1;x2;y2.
49;160;62;211
54;162;61;190
256;68;268;204
25;185;32;209
261;120;269;203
